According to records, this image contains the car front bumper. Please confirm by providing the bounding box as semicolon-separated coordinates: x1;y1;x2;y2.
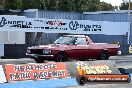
117;51;121;55
26;53;54;58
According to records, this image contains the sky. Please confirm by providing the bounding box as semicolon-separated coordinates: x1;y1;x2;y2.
100;0;124;6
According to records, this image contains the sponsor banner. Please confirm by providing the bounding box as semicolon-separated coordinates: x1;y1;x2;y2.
66;61;120;77
0;16;102;34
5;62;69;81
85;74;130;82
0;16;128;35
0;65;7;83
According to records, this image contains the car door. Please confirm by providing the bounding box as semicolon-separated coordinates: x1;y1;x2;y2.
67;37;90;60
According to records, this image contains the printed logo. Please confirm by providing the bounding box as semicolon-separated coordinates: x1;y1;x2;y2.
0;17;32;28
69;21;102;32
0;17;7;27
76;62;112;75
69;21;79;30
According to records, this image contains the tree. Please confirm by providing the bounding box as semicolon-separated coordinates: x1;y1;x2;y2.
57;0;70;11
14;0;23;9
0;0;5;9
22;0;32;10
4;0;13;9
86;0;100;12
119;0;132;10
39;0;46;10
97;2;114;11
3;0;115;11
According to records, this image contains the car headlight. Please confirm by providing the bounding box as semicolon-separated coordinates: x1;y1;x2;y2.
27;49;31;53
42;49;51;54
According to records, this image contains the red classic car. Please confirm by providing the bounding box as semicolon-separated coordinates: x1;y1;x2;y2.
26;35;120;63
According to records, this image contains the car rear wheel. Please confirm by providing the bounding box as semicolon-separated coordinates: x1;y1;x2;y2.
76;76;87;85
56;52;67;62
34;58;44;63
99;51;109;60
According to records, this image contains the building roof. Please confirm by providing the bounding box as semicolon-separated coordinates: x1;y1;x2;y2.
65;35;86;37
83;10;132;14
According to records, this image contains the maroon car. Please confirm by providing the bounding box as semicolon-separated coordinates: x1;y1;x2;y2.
26;35;120;63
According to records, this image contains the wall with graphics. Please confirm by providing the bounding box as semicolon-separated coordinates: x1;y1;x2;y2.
0;16;128;35
83;11;132;45
21;10;130;45
0;10;131;57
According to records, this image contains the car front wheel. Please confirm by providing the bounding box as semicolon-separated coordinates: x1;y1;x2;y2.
56;52;67;62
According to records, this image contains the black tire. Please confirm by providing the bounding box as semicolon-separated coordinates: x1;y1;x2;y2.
34;58;44;63
56;52;67;62
76;76;87;85
128;74;131;83
99;51;109;60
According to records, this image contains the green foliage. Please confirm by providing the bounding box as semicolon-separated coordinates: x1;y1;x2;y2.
0;0;5;8
97;2;114;11
119;0;132;10
1;0;116;12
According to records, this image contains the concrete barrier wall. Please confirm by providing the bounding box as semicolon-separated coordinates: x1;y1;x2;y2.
0;61;132;84
2;61;120;82
66;61;120;76
4;44;28;58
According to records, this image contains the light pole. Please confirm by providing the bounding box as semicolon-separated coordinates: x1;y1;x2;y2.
128;0;131;44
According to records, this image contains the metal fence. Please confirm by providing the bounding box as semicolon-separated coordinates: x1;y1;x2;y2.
88;34;129;55
83;13;128;22
88;34;127;45
38;10;82;20
83;11;131;45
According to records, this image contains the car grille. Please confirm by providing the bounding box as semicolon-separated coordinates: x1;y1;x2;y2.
30;49;43;54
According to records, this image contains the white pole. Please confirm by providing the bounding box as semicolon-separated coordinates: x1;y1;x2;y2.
36;10;38;18
128;0;131;44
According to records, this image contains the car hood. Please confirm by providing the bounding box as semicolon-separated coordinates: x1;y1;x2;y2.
28;44;68;49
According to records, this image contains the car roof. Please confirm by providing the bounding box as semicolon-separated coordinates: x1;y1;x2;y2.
65;35;86;37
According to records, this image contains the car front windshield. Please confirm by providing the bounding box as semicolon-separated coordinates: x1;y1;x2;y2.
54;36;75;44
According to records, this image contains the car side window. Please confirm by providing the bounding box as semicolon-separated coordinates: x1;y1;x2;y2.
67;37;76;45
76;37;87;45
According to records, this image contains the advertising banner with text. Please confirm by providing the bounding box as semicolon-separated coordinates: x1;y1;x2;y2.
5;62;69;81
0;16;128;35
66;60;121;77
84;74;130;82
